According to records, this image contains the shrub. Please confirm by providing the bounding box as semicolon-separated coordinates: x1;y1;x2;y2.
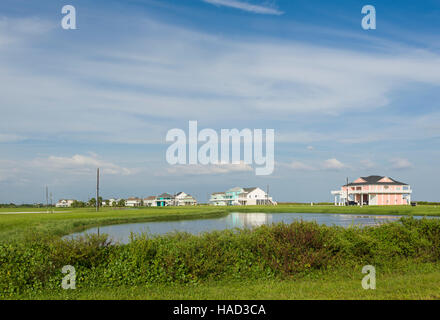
1;217;439;297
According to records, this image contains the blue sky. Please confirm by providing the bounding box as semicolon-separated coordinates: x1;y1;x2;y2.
1;0;440;203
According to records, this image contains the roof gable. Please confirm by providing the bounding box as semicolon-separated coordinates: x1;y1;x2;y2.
345;175;408;186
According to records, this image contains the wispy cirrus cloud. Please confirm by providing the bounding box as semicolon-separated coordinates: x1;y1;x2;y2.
202;0;283;15
389;158;413;170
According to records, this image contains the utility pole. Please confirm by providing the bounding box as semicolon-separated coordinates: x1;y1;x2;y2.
346;177;349;206
50;192;53;214
96;168;100;212
266;184;269;205
46;186;49;213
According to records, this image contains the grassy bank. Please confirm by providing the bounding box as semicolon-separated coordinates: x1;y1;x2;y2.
0;207;229;242
1;217;440;299
1;205;439;299
14;262;440;300
1;205;440;243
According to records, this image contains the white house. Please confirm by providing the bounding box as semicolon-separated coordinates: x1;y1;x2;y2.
125;197;142;207
143;196;157;207
102;198;118;206
238;187;277;205
143;192;198;207
174;192;197;206
210;192;228;206
210;187;276;206
55;199;75;208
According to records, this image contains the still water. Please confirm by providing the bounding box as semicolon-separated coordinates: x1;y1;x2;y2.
66;212;431;244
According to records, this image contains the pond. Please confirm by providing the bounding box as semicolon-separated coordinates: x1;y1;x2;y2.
66;212;433;244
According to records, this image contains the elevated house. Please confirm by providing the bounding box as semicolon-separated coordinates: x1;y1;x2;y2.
331;175;412;206
144;193;197;207
210;187;276;206
210;192;227;206
174;192;197;206
156;193;174;207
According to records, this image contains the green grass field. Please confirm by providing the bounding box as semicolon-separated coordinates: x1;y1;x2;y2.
14;263;440;300
1;204;439;242
1;205;440;300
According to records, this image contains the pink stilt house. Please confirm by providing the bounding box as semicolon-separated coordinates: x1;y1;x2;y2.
331;175;412;206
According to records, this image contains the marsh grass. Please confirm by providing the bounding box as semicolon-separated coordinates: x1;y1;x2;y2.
1;216;439;298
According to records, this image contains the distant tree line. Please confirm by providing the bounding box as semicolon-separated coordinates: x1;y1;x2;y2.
415;201;440;206
71;198;126;208
0;203;46;208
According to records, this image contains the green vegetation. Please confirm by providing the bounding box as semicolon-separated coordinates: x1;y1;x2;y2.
14;263;440;300
1;214;440;299
1;205;439;299
1;204;440;243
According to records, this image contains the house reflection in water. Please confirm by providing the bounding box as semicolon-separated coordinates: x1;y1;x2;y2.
229;213;272;229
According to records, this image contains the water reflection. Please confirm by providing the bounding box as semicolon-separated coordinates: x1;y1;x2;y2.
229;212;272;228
66;212;433;244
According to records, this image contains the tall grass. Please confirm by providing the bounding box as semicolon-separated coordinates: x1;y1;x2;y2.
1;217;440;298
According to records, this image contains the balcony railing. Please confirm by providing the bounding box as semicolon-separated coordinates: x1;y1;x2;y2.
347;190;411;194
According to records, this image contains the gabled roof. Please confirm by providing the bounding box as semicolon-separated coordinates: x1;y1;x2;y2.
158;193;173;198
243;187;258;193
344;175;408;186
144;196;156;200
227;187;244;192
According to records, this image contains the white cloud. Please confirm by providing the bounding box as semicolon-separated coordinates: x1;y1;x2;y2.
1;15;440;145
323;158;347;170
32;154;134;175
390;158;413;170
279;159;350;171
164;162;253;176
287;160;315;171
202;0;283;15
0;16;54;46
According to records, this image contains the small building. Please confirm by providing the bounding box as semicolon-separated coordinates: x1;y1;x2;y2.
143;196;157;207
331;175;412;206
174;192;197;206
210;192;228;206
156;193;174;207
55;199;75;208
210;187;276;206
238;187;275;205
143;193;198;207
126;197;142;207
102;198;118;206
